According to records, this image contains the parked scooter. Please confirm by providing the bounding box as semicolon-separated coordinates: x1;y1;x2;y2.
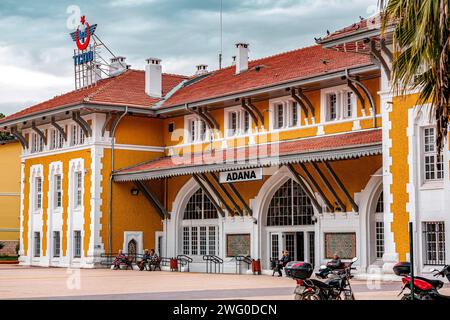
394;262;450;300
286;257;358;300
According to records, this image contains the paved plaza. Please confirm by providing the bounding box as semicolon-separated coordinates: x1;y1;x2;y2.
1;265;449;300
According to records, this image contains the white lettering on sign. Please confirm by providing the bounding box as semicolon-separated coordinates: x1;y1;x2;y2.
219;168;263;183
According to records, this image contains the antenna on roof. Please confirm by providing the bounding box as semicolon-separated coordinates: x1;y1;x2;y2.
219;0;223;69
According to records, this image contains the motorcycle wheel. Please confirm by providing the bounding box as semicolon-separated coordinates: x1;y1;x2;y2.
295;292;321;300
344;293;355;300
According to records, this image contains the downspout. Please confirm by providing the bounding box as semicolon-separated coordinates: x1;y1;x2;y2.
108;107;128;254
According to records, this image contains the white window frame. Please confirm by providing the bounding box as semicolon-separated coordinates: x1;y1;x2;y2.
71;124;85;146
34;232;41;258
422;221;446;266
184;116;209;143
320;85;357;123
421;126;444;183
53;174;62;209
73;230;82;258
35;176;43;211
182;224;219;257
53;231;61;258
224;106;253;137
49;128;64;150
30;132;44;153
74;171;83;208
269;98;301;131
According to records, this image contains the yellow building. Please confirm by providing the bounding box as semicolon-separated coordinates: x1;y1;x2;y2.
0;139;21;256
0;15;447;276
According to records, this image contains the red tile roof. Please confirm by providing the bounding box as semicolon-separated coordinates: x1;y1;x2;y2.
319;16;381;43
1;44;373;124
162;45;372;108
117;129;381;176
0;70;188;124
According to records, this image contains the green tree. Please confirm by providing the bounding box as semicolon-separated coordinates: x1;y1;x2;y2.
380;0;450;151
0;113;13;141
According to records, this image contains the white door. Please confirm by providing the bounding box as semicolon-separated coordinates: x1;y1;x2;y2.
270;232;283;262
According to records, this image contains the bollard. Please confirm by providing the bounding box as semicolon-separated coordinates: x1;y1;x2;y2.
252;259;261;275
170;258;178;271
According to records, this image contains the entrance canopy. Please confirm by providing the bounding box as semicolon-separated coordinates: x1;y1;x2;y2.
114;129;381;182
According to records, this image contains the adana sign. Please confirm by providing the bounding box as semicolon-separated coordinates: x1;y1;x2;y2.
70;16;97;66
219;168;263;184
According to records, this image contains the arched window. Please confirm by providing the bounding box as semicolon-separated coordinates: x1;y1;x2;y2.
267;179;314;226
374;192;384;259
182;188;219;256
184;188;218;220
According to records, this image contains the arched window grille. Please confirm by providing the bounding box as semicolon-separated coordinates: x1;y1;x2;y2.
267;179;314;226
182;188;219;256
184;188;218;220
374;192;384;259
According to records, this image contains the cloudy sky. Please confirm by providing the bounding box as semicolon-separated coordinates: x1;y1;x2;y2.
0;0;378;116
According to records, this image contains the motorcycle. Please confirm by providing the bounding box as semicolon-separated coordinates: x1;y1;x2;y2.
288;257;358;300
394;262;450;300
315;260;346;279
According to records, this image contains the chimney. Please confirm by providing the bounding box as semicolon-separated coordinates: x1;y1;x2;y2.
94;63;102;82
145;58;162;98
231;56;237;66
195;64;208;75
235;43;249;74
109;56;127;77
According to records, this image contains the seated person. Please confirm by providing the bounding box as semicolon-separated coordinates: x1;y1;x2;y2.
150;249;158;258
137;249;151;271
112;250;127;270
277;250;291;277
148;249;159;267
316;253;344;279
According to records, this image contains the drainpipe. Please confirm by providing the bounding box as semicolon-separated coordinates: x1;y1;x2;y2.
108;107;128;254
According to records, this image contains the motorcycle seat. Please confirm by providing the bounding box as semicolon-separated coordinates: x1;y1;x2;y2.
415;276;443;289
309;278;333;289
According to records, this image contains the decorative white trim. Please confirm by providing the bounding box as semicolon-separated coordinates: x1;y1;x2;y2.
123;231;143;255
320;84;357;123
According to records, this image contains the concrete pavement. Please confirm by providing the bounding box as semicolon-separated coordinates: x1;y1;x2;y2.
1;265;449;300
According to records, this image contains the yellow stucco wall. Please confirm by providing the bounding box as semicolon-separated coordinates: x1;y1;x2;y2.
101;118;165;253
21;148;92;257
389;93;419;261
164;78;380;155
0;141;21;242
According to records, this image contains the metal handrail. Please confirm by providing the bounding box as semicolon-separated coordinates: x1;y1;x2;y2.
176;255;193;272
233;255;252;274
203;255;223;273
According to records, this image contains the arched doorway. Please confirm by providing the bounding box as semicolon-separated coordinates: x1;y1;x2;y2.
266;178;315;265
181;188;219;258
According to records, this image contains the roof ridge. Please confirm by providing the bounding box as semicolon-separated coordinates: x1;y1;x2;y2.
128;68;190;79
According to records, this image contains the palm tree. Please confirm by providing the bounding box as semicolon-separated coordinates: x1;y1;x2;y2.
380;0;450;152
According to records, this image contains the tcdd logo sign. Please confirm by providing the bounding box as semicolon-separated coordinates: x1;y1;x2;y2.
70;16;97;51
